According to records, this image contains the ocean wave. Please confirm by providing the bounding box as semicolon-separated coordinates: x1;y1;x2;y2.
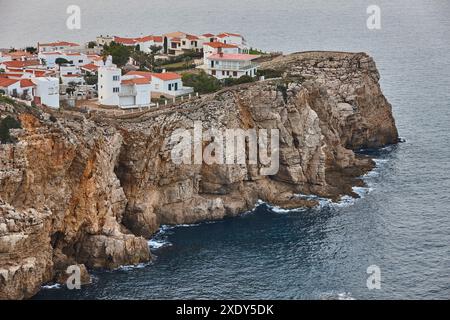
319;291;356;300
41;283;62;290
115;262;151;271
148;239;172;249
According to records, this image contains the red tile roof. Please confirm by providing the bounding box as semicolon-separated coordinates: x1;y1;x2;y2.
114;36;138;45
126;71;181;81
81;63;99;72
204;42;238;49
121;77;150;85
208;53;259;61
25;70;47;77
125;71;152;80
139;35;154;42
153;36;163;43
40;41;80;47
0;73;23;78
216;32;242;39
2;60;41;68
20;79;35;88
186;34;199;40
0;78;19;87
202;33;215;37
6;51;33;58
150;72;181;81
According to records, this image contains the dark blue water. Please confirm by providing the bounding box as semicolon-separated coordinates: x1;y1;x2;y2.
9;0;448;299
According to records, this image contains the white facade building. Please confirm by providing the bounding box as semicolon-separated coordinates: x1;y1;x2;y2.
203;42;240;65
206;53;259;80
38;41;81;53
98;56;152;108
38;52;92;68
126;71;193;98
216;33;249;52
32;77;60;108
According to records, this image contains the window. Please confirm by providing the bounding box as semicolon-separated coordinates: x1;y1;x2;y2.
113;87;120;93
212;70;216;76
233;71;237;77
222;71;225;76
182;41;186;45
227;71;230;76
168;84;172;91
79;60;83;63
113;75;119;81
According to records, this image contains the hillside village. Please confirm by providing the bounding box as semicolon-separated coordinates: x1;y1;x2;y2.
0;32;277;110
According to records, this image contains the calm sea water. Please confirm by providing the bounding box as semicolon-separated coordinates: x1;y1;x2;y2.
2;0;448;299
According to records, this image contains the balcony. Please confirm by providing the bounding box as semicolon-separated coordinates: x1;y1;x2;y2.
118;89;137;97
209;62;258;71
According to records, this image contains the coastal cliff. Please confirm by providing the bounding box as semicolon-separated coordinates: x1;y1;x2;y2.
0;51;398;299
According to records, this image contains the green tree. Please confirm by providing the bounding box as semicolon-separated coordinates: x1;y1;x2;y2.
182;71;221;94
84;73;98;85
55;57;70;65
25;46;37;54
102;42;131;67
88;41;96;49
0;116;21;144
150;45;162;55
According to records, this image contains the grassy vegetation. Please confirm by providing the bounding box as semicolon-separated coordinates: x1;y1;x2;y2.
0;115;21;144
182;71;257;94
155;60;195;72
182;71;221;94
249;48;267;55
257;68;283;79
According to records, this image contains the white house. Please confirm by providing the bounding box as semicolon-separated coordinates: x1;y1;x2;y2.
114;35;164;54
200;33;217;44
31;77;60;108
96;35;114;47
0;78;22;96
163;32;203;56
61;74;85;86
0;51;36;63
38;51;92;68
38;41;81;53
206;53;259;79
203;42;240;65
216;33;248;52
125;71;193;98
98;56;152;108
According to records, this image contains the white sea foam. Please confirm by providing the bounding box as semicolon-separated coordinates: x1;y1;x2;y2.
319;291;356;300
148;239;172;249
115;262;150;271
41;283;62;290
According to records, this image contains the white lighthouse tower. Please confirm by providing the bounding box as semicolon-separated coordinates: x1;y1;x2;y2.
98;55;121;106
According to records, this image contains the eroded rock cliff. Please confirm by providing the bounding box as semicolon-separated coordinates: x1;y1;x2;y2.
0;51;398;299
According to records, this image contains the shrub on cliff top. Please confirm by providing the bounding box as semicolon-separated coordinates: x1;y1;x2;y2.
182;71;221;94
0;115;21;144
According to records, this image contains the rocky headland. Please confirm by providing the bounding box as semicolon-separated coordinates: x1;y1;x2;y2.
0;51;398;299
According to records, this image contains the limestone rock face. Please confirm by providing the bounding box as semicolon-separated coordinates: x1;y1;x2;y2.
0;201;53;299
0;51;398;299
